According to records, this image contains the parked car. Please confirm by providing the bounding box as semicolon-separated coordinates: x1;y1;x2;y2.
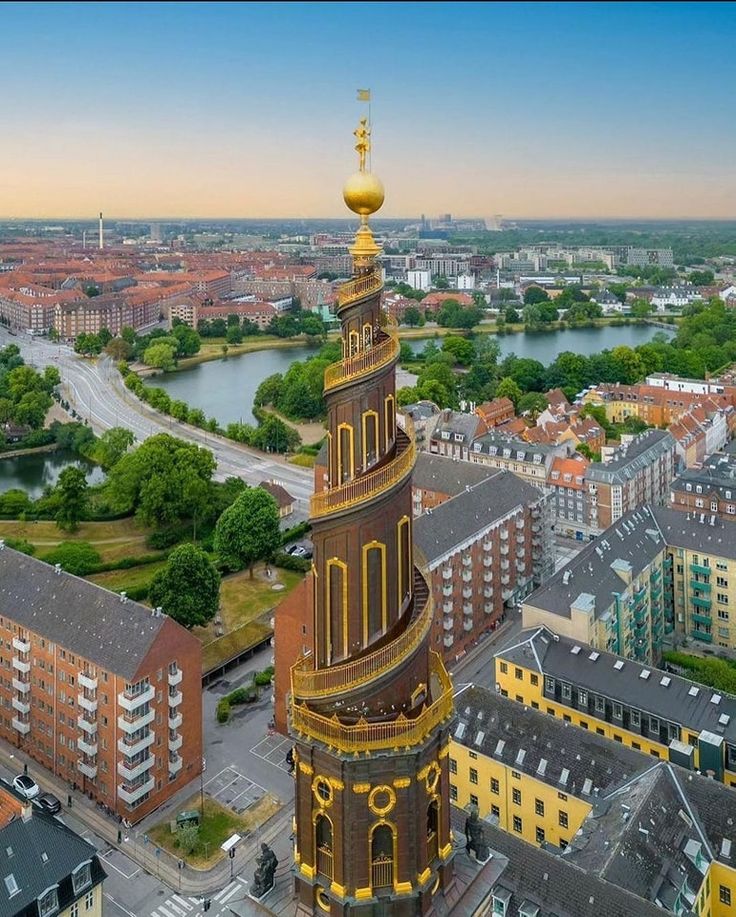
34;793;61;815
12;774;39;799
290;546;308;558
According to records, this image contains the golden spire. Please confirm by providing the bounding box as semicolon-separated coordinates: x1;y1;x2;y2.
343;112;384;265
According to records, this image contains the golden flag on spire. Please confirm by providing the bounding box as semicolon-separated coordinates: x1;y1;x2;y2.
357;89;371;102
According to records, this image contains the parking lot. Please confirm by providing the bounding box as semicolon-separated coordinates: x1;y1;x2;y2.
250;734;294;774
203;766;267;814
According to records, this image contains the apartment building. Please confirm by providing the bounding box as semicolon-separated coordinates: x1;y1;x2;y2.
495;626;736;787
474;398;515;430
626;247;674;267
411;451;492;516
452;686;736;917
586;429;677;533
0;780;107;917
671;451;736;522
428;409;486;460
547;454;592;540
413;467;553;662
581;383;733;429
468;433;564;488
0;545;202;823
54;293;161;339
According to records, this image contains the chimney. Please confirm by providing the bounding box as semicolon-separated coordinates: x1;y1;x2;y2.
99;211;104;250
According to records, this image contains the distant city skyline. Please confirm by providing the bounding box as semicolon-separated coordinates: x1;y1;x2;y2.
2;1;735;220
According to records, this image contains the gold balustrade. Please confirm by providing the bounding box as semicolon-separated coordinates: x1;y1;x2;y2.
291;576;432;700
290;653;454;754
310;435;415;519
337;270;383;308
324;330;399;392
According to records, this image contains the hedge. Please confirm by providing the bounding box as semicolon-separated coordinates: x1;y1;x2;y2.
663;650;736;695
274;551;310;573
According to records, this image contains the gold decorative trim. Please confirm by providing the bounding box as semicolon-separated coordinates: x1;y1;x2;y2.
316;887;332;913
312;775;334;808
326;557;348;664
329;882;346;898
300;862;315;880
438;744;450;759
362;540;387;646
368;785;396;817
299;762;314;775
393;777;411;789
353;783;371;793
424;762;441;794
355;887;372;901
440;842;453;860
330;777;345;791
394;881;413;895
417;867;431;886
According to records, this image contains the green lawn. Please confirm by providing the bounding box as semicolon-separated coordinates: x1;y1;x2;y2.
86;560;167;593
148;794;281;868
0;518;150;563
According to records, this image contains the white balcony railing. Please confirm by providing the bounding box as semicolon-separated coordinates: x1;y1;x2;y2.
117;755;155;782
118;709;155;734
12;678;30;694
11;697;30;715
77;736;98;757
168;755;183;775
168;734;183;752
168;668;183;687
77;693;97;713
118;776;155;805
117;732;155;758
12;717;30;735
169;711;183;730
117;684;155;712
12;637;30;653
77;759;97;779
78;672;98;691
168;690;183;708
77;715;97;735
12;658;30;674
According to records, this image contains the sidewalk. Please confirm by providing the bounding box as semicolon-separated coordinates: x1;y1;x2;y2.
0;741;294;895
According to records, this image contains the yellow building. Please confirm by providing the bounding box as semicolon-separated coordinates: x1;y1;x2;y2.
494;627;736;789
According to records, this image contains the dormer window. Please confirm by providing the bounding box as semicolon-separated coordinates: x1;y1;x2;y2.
38;886;59;917
441;431;450;440
454;433;463;442
72;862;92;896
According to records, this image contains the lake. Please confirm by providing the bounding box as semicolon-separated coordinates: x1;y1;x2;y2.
0;449;105;499
153;325;672;427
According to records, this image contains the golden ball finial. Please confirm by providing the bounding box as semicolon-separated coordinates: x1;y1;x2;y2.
343;171;385;217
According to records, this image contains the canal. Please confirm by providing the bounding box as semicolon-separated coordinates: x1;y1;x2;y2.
0;449;105;499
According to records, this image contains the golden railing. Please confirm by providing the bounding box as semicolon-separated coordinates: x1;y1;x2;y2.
291;573;431;700
290;653;454;754
317;845;333;881
310;434;415;519
323;330;400;393
337;269;383;308
371;856;394;889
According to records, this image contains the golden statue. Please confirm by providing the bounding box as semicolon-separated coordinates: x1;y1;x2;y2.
354;117;370;172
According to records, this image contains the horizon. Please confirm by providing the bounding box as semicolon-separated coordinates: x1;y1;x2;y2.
1;1;735;220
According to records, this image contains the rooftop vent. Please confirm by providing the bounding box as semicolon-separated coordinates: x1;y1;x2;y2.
660;676;671;687
688;686;699;697
537;759;548;777
640;670;651;680
559;767;570;786
54;564;62;576
614;660;624;671
571;645;581;655
119;591;128;604
711;694;722;706
589;651;600;661
719;714;730;727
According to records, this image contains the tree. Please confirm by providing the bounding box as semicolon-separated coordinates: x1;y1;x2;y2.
524;286;549;305
143;341;177;371
172;324;201;356
177;823;200;855
55;466;88;532
402;306;423;327
98;328;113;347
95;427;135;469
43;366;61;389
688;270;714;286
300;314;327;341
496;377;522;408
214;488;281;577
517;391;548;418
149;544;220;628
442;336;475;366
630;298;652;318
225;324;243;345
433;276;450;290
505;307;520;323
105;337;133;361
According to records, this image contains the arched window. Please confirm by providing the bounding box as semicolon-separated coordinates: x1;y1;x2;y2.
427;801;439;862
363;542;386;645
384;395;395;451
327;559;347;662
362;411;378;468
363;323;373;349
370;824;394;890
338;424;354;484
316;814;333;881
349;330;360;356
397;516;411;610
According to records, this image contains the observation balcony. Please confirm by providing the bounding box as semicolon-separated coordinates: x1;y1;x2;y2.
310;432;415;520
12;677;30;694
324;330;400;394
337;269;383;309
291;570;432;701
291;652;453;755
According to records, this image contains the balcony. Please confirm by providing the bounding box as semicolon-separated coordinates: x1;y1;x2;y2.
484;587;493;598
443;618;453;632
442;569;452;581
323;327;399;394
169;711;183;730
442;585;452;597
482;542;492;552
12;677;30;694
690;580;711;593
443;634;454;648
462;571;472;582
78;715;97;735
483;572;492;583
12;657;30;674
11;697;30;715
516;562;526;573
77;736;98;756
692;612;712;626
500;544;509;556
168;754;183;775
168;668;183;687
462;556;471;567
501;560;510;572
692;596;712;609
501;575;510;586
310;433;415;519
462;588;473;599
77;759;97;780
463;604;473;616
337;268;383;308
692;630;713;644
443;602;453;616
118;684;155;712
516;535;525;545
78;671;98;691
463;619;473;632
515;519;525;530
650;568;662;583
77;693;97;713
118;709;155;734
12;637;30;654
650;585;662;600
12;717;30;735
118;732;155;758
169;733;183;752
690;562;711;576
500;530;508;541
118;776;155;805
484;603;494;615
483;557;492;567
117;755;155;782
168;690;183;708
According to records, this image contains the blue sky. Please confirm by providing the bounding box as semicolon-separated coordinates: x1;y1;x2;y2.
1;1;734;218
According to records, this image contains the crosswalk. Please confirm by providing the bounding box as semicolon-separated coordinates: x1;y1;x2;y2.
149;878;248;917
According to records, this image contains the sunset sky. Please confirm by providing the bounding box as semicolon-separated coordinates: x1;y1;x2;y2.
2;1;735;220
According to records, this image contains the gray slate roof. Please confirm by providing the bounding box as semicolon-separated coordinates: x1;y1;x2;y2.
430;409;482;445
413;470;543;568
0;545;165;680
453;685;649;800
412;452;495;497
671;452;736;502
496;627;736;747
523;506;665;621
0;786;106;917
471;431;560;462
651;504;736;561
587;429;674;485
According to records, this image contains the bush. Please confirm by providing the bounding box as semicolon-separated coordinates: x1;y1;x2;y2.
216;698;231;723
3;537;35;556
41;542;102;575
147;528;186;550
119;585;150;602
254;670;272;687
663;650;736;695
274;550;310;573
176;823;200;854
281;521;310;546
227;685;257;705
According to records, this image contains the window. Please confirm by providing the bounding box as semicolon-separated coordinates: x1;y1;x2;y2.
513;816;522;833
559;811;569;829
631;709;641;728
499;662;508;675
470;768;478;785
561;683;572;701
512;788;521;806
530;674;538;687
649;716;660;734
85;891;94;911
449;758;457;775
718;592;729;604
578;689;588;707
450;784;457;801
70;906;79;917
491;804;500;818
38;888;59;917
470;794;478;807
536;826;546;844
613;702;623;720
720;886;732;906
558;792;568;801
514;668;523;681
545;676;555;693
594;696;605;714
491;778;499;795
535;799;544;816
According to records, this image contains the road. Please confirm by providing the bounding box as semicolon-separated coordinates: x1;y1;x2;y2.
5;329;314;513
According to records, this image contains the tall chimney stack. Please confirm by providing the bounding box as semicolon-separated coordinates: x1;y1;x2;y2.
99;211;104;250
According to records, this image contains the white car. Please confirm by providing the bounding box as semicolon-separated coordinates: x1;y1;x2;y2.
13;774;40;799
